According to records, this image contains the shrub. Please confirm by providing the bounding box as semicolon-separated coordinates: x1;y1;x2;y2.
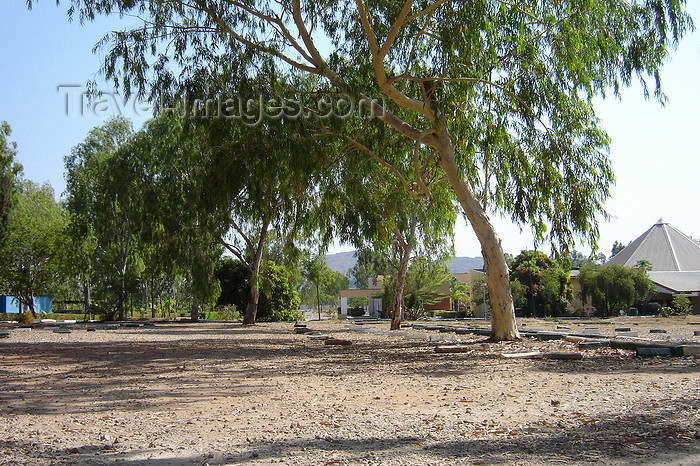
660;306;674;318
16;311;34;324
348;307;365;317
436;310;458;319
582;304;597;318
211;304;241;321
643;302;662;315
269;307;303;322
671;295;691;316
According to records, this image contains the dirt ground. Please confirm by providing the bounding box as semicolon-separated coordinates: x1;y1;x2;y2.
1;317;699;465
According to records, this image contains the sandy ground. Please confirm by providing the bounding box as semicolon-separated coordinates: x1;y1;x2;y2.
1;317;699;465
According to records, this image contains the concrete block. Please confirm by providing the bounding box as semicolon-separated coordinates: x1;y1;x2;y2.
636;347;672;357
682;346;700;356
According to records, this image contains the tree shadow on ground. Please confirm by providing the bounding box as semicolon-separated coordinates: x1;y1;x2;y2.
1;324;698;418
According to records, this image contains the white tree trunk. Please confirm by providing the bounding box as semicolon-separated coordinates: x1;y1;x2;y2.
435;129;519;340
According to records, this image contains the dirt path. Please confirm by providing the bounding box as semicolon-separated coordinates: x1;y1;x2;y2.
1;318;699;465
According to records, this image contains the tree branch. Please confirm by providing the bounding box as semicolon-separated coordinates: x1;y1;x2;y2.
378;0;414;59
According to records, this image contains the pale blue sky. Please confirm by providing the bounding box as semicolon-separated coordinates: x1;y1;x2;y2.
1;2;698;258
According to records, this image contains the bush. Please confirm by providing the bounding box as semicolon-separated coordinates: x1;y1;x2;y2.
643;302;662;315
660;306;674;318
436;310;458;319
16;311;34;324
269;307;303;322
671;295;691;316
348;307;365;317
210;304;241;321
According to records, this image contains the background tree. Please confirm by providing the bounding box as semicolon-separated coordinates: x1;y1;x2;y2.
670;294;691;316
0;122;23;244
52;0;692;340
326;130;456;329
509;250;571;317
300;254;349;319
611;241;627;258
402;257;451;320
448;275;469;316
215;258;302;322
0;181;67;317
348;248;392;289
568;249;606;268
64;117;140;320
579;263;651;317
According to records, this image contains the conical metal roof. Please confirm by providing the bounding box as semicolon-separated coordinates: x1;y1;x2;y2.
607;219;700;271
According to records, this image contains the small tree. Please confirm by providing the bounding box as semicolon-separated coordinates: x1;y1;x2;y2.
671;294;691;316
579;264;651;317
510;251;570;317
0;181;68;317
448;276;469;316
0;121;23;244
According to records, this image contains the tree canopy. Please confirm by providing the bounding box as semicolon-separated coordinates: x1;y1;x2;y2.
43;0;693;339
0;180;67;316
579;263;651;316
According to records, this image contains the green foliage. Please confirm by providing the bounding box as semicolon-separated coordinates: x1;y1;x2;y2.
300;254;349;312
209;304;242;321
510;250;571;317
671;294;691;316
0;180;68;315
448;276;469;315
215;259;301;322
510;279;528;311
50;0;692;260
0;121;23;244
349;249;392;289
579;263;652;317
567;249;606;268
397;257;451;320
348;307;366;317
611;241;627;258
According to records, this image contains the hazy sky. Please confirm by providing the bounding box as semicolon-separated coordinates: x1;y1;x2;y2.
2;2;699;258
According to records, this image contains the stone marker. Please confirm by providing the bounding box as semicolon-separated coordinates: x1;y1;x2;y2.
308;334;330;340
429;334;456;342
682;346;700;356
0;329;11;338
87;328;96;332
694;331;700;336
435;345;473;353
14;327;31;332
324;339;352;346
53;328;71;334
295;327;314;334
501;351;582;360
615;327;631;332
649;329;667;333
556;325;571;330
636;347;672;357
579;341;609;349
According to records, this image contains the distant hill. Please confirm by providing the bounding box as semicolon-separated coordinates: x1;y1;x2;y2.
447;256;484;273
325;251;357;276
325;250;483;277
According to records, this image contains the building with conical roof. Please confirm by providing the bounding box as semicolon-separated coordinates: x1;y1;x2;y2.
607;219;700;312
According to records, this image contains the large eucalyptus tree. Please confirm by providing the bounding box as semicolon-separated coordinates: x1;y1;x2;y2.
44;0;692;339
